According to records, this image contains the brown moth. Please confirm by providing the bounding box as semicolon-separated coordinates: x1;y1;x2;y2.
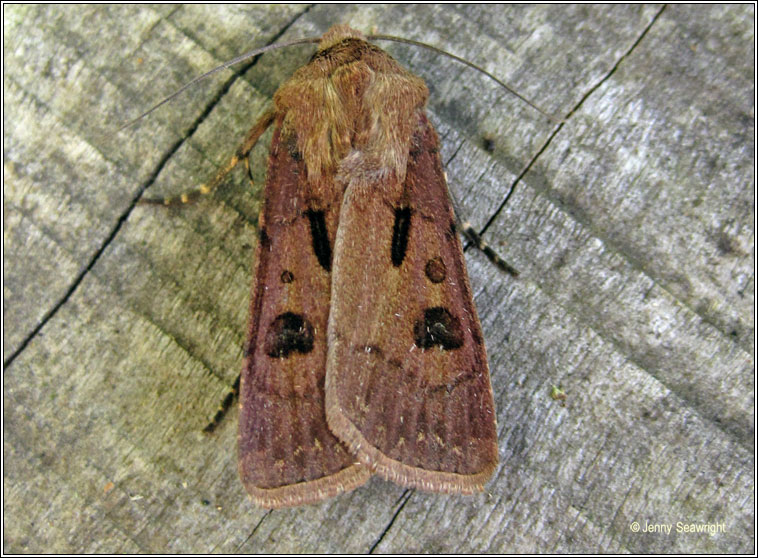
234;24;498;507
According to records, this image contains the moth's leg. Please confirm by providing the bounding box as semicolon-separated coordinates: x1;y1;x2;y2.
138;110;275;434
242;149;256;191
203;374;240;434
444;172;519;276
140;108;276;206
458;219;519;277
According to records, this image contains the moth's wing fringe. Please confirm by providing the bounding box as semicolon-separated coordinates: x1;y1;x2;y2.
325;397;495;494
242;462;371;508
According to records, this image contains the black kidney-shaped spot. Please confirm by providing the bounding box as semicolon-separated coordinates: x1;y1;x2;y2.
413;307;464;350
265;312;314;358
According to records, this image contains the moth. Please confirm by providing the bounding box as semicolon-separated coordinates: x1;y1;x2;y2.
140;24;504;508
234;24;498;508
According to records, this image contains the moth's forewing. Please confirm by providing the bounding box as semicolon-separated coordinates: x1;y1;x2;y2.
237;114;369;508
325;113;498;493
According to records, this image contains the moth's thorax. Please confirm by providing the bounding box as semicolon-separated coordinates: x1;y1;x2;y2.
273;26;429;195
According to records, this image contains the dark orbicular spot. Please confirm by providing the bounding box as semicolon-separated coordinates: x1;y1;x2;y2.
391;207;412;267
264;312;314;358
414;307;464;350
425;257;446;283
280;270;294;283
305;209;331;272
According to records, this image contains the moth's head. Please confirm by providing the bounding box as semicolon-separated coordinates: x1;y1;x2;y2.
318;24;366;51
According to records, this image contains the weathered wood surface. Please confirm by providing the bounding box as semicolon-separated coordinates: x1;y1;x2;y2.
4;4;753;553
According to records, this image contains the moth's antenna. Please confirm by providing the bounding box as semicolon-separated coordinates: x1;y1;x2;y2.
368;34;562;124
119;30;561;133
116;36;320;133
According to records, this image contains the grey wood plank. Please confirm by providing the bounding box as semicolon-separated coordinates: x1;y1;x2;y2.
3;4;753;553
